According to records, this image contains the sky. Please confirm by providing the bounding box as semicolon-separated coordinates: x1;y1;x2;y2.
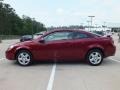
3;0;120;27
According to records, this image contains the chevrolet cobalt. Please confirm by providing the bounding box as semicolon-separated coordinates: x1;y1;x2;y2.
6;30;116;66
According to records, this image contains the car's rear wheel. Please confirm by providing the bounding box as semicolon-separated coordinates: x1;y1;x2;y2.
16;50;32;66
86;49;103;66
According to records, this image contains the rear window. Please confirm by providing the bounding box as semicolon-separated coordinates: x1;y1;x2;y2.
89;32;102;37
70;32;91;39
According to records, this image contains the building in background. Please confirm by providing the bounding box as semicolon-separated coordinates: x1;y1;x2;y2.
107;23;120;32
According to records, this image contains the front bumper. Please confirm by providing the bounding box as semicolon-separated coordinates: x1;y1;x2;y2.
6;49;15;60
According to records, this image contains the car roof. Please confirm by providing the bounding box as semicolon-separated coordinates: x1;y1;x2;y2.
47;29;88;34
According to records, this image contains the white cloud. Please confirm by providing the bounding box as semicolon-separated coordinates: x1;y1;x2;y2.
56;8;64;15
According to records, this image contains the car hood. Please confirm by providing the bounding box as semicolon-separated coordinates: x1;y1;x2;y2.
13;40;35;47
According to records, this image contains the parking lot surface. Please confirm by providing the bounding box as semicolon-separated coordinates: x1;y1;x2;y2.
0;34;120;90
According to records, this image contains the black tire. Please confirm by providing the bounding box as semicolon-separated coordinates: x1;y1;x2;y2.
16;50;32;66
86;49;103;66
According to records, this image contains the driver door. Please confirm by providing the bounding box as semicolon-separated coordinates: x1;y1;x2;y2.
37;31;73;61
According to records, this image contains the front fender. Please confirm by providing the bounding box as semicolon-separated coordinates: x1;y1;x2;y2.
15;46;31;52
15;46;33;59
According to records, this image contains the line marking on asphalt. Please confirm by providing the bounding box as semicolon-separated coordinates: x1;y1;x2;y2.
0;58;5;60
47;64;56;90
110;58;120;63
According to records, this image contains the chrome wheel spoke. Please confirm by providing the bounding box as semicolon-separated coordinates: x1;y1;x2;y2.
91;54;95;57
95;52;98;56
20;53;25;57
97;56;101;60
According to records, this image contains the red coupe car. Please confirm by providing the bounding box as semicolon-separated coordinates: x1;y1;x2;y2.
6;30;116;66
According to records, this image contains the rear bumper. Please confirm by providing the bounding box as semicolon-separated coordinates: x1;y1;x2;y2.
105;45;116;57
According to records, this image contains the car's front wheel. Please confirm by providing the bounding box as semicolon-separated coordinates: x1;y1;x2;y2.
16;50;32;66
86;49;103;66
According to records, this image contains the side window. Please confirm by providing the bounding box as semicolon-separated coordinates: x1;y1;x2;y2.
72;32;90;39
43;31;72;41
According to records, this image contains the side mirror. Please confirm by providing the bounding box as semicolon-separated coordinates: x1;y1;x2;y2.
39;39;45;43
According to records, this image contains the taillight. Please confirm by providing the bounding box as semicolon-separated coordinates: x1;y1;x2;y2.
111;39;114;44
106;36;114;45
109;37;114;44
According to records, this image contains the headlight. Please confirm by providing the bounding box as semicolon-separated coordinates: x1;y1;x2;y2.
8;45;15;50
9;45;14;49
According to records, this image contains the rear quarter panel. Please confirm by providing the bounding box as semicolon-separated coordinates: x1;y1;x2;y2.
85;37;115;58
82;37;107;59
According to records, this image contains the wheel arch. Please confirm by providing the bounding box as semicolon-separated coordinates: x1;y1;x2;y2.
15;48;33;60
86;47;105;58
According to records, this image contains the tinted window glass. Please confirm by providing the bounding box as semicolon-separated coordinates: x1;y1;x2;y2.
72;32;89;39
44;31;72;41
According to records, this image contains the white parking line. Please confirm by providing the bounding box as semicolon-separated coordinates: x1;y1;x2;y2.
110;58;120;63
47;64;56;90
0;58;5;60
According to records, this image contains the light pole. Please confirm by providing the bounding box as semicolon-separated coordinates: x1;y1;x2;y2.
87;20;90;31
103;22;106;31
88;16;95;31
95;24;98;31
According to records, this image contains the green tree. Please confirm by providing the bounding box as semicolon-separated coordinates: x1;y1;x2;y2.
22;15;46;35
0;2;46;35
